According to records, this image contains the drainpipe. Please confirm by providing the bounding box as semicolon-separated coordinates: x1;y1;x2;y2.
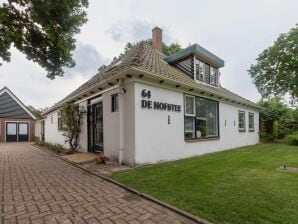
118;79;124;165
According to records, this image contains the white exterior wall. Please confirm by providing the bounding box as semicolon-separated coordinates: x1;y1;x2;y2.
103;88;120;160
43;100;88;152
78;100;88;152
34;120;42;140
134;82;259;164
44;111;67;147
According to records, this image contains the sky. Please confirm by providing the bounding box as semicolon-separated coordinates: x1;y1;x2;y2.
0;0;297;108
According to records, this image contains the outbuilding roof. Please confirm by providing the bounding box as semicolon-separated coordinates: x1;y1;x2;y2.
45;42;258;114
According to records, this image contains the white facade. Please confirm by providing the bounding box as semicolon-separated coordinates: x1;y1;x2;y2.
41;80;259;165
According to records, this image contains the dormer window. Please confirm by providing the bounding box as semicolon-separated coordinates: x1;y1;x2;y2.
164;44;224;88
194;58;219;86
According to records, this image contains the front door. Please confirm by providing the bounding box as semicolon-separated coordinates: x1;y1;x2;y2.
88;102;103;153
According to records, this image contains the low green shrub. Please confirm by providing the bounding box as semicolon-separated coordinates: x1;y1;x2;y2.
285;132;298;146
260;133;274;142
36;140;64;153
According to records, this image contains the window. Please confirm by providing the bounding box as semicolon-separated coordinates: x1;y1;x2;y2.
185;95;195;116
58;110;63;131
210;67;218;86
238;111;246;131
184;95;219;140
248;112;254;131
195;59;204;81
111;94;119;112
204;63;210;84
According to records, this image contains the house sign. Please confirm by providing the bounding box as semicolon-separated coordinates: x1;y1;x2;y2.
141;89;181;112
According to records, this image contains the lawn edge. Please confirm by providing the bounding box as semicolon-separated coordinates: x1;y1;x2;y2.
32;143;211;224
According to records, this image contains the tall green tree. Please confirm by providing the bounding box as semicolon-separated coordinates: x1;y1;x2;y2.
0;0;88;79
248;24;298;102
124;39;182;56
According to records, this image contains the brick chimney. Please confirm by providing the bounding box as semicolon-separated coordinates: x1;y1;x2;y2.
152;27;162;52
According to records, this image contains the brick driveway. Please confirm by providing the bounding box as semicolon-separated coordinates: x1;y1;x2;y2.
0;143;197;224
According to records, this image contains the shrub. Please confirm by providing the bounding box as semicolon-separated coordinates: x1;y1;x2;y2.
36;140;64;153
285;132;298;146
260;133;274;142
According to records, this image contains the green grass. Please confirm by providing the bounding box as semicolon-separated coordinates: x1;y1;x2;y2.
113;144;298;224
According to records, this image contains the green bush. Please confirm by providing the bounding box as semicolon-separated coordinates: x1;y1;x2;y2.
36;140;64;153
285;132;298;146
260;133;274;142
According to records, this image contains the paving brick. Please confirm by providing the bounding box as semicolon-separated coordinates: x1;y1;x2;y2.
0;143;197;224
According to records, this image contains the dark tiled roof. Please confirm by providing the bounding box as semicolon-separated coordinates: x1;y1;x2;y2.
46;42;258;113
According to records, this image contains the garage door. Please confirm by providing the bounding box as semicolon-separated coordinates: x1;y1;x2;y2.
6;122;29;142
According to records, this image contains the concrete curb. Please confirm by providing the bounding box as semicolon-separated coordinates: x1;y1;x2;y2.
32;144;212;224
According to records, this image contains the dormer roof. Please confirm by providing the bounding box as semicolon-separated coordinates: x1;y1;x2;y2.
164;43;224;68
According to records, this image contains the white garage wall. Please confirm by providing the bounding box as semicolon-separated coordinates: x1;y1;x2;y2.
134;82;259;164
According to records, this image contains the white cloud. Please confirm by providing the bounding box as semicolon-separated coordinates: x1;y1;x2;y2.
1;0;297;108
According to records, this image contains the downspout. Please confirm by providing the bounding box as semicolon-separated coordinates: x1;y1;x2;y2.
118;79;124;165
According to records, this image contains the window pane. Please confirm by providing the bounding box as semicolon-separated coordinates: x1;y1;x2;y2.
239;112;245;129
195;97;218;138
210;67;218;86
249;113;254;129
185;96;194;115
7;123;17;135
206;100;218;136
195;59;204;81
185;117;195;139
204;64;210;84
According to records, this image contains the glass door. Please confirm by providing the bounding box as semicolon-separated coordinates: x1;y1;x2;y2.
18;123;29;141
6;122;17;142
87;101;103;153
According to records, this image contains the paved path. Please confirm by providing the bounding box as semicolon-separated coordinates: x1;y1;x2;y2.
0;143;197;224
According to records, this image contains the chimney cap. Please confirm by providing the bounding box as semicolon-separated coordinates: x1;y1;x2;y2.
152;26;162;31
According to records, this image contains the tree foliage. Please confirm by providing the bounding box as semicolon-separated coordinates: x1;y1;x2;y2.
0;0;88;79
248;24;298;101
27;105;44;119
258;97;298;141
61;102;84;152
124;39;182;56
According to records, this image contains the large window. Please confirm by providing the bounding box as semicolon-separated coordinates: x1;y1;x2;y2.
248;112;254;132
238;111;246;131
184;95;219;140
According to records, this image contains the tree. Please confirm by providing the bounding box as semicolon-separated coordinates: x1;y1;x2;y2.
124;39;182;56
258;97;298;141
60;102;84;152
27;105;44;119
0;0;88;79
248;24;298;102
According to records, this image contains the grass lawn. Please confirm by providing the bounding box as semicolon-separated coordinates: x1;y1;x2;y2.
113;144;298;224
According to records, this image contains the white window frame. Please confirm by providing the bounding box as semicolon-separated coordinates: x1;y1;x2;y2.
248;112;255;132
184;95;195;116
238;111;246;131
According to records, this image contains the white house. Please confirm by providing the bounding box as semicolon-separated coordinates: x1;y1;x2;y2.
39;27;259;165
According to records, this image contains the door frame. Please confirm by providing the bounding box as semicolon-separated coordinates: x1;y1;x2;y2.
5;121;30;142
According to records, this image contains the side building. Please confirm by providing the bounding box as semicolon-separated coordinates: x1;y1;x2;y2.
39;27;259;165
0;87;36;142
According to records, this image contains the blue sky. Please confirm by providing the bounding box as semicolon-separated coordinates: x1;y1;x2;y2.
0;0;297;108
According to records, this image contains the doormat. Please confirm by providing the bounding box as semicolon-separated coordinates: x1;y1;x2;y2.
277;165;298;174
62;153;98;164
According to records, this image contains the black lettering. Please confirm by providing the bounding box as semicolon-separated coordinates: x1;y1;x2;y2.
148;101;152;109
141;100;148;108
